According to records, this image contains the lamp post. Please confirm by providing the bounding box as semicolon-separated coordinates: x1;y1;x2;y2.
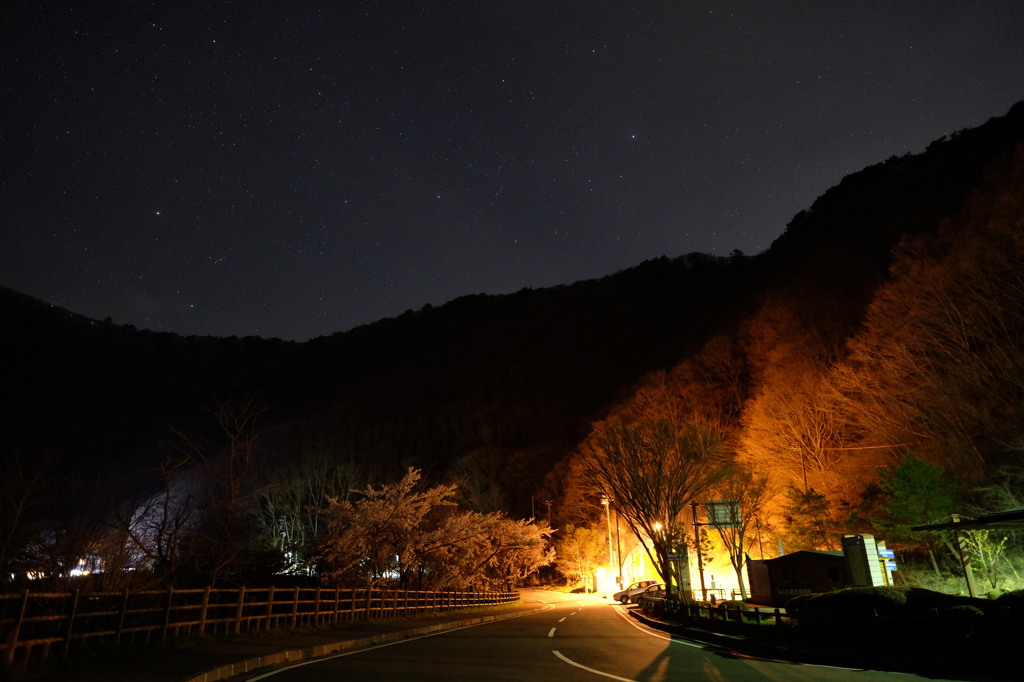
615;505;622;587
601;495;615;589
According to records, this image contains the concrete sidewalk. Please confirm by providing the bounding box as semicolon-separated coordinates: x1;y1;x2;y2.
30;602;545;682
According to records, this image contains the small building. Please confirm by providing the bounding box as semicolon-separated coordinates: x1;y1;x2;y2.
747;534;896;606
747;550;848;606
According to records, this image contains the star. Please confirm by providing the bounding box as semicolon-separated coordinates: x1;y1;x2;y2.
2;2;1022;341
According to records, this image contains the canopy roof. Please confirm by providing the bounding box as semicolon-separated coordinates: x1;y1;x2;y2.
911;509;1024;531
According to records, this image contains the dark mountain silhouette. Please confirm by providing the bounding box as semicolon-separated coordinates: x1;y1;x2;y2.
2;101;1022;520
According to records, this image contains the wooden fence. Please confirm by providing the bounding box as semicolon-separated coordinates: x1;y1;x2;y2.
639;594;789;627
1;586;519;666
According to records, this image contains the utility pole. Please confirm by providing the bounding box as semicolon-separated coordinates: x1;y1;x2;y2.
691;502;708;601
601;495;614;588
614;506;622;587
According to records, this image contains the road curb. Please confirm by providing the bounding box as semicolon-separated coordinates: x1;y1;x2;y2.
626;608;802;660
626;607;1014;680
183;606;548;682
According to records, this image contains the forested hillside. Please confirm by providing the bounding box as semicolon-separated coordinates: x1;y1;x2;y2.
564;104;1024;569
3;101;1023;589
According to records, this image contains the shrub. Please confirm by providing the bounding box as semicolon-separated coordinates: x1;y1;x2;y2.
783;593;815;617
789;586;908;620
995;588;1024;610
934;604;986;638
990;588;1024;631
902;587;991;614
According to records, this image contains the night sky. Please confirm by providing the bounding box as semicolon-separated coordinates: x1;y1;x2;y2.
3;2;1024;341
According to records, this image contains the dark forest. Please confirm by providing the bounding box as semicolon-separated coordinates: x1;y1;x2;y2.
3;102;1024;593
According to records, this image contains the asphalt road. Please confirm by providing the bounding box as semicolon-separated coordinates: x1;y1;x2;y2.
233;589;966;681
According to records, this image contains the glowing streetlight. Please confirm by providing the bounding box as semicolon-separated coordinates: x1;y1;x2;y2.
601;495;615;588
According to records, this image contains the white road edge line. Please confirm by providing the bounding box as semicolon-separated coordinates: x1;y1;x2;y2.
611;604;701;647
611;604;875;672
552;650;637;681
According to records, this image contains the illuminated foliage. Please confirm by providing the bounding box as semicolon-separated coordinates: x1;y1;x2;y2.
835;147;1024;476
962;529;1009;591
781;485;842;551
739;366;857;498
314;468;552;589
553;524;607;590
705;466;775;598
581;418;727;600
873;453;960;545
255;451;360;574
315;468;458;585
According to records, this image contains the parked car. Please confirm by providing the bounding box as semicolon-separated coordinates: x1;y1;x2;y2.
638;583;667;599
612;580;659;604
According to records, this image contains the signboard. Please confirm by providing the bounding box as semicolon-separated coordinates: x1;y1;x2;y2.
878;549;895;559
885;560;898;571
705;499;741;529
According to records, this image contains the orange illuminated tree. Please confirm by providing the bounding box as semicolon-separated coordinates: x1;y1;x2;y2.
705;465;774;599
581;418;728;602
833;147;1024;478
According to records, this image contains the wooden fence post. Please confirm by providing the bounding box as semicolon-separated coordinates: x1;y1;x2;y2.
115;588;130;646
290;586;300;629
160;587;174;640
62;589;80;656
4;589;30;666
198;586;211;635
234;586;246;634
265;586;275;631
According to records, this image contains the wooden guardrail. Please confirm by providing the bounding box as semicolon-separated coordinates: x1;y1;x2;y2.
638;593;789;627
1;586;519;667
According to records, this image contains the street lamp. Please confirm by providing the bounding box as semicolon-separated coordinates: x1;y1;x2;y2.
651;521;668;594
601;495;615;588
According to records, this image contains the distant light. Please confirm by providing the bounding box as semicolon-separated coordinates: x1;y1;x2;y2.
69;557;91;577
